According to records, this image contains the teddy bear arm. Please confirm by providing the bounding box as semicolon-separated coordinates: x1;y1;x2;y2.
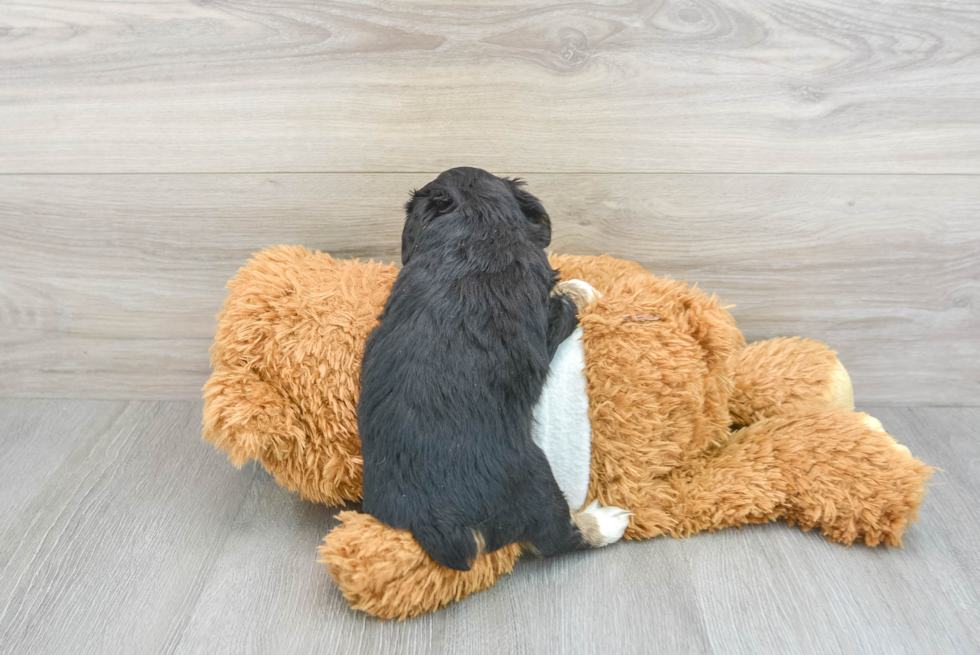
203;365;296;468
319;511;523;620
203;363;363;506
728;337;855;425
204;248;401;506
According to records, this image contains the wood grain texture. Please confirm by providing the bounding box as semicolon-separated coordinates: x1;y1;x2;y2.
2;173;977;404
0;401;977;654
0;400;126;538
0;400;257;655
1;0;978;173
437;397;980;655
172;483;446;655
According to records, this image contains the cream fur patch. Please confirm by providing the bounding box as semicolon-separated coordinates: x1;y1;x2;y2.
532;327;592;512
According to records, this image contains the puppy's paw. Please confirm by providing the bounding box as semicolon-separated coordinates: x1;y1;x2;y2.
556;279;599;311
574;500;631;547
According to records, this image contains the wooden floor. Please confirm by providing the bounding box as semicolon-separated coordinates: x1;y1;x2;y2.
0;400;976;655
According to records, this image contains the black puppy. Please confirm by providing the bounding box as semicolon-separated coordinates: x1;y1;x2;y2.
357;167;628;571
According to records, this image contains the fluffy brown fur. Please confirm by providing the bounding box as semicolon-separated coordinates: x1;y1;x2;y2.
203;246;397;505
203;246;932;621
728;336;855;425
320;511;522;620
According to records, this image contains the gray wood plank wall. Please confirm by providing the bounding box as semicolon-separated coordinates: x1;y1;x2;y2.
2;1;978;174
1;0;978;404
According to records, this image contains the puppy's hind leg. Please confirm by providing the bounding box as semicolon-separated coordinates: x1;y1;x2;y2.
411;514;483;572
526;450;630;556
571;500;631;547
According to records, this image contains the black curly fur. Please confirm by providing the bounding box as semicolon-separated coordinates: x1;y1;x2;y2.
357;167;590;571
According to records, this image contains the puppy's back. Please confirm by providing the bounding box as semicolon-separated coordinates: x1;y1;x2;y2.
358;185;559;571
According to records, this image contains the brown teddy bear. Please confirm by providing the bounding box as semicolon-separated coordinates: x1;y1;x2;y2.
203;245;932;620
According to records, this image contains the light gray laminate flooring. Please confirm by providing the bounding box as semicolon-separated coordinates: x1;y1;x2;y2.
0;400;976;655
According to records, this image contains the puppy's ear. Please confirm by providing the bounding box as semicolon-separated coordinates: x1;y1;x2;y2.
506;178;552;249
401;187;455;265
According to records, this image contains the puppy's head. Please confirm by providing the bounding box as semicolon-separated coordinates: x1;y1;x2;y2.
401;167;551;265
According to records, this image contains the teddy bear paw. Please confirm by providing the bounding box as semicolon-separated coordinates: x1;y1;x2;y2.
579;499;631;547
862;414;913;458
557;279;600;310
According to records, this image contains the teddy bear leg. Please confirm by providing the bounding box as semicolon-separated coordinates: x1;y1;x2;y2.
728;337;855;425
318;511;523;620
666;406;931;546
773;408;931;546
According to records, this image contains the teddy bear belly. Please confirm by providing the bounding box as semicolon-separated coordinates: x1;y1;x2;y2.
532;327;592;512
